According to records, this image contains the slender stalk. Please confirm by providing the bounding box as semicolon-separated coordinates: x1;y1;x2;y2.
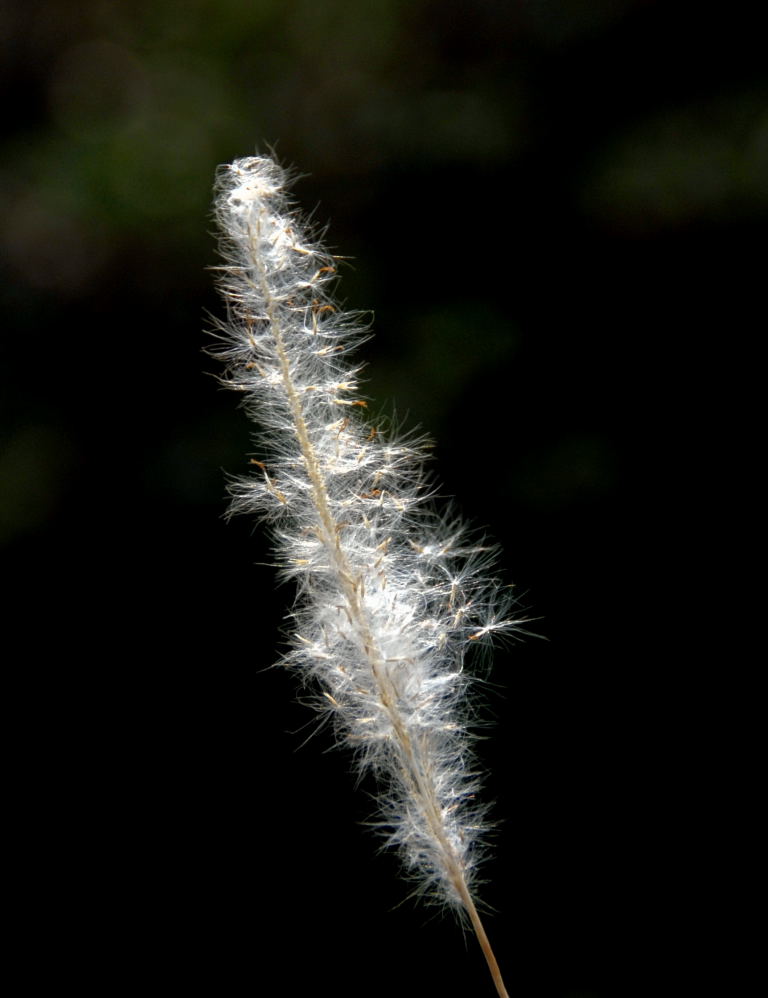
460;885;510;998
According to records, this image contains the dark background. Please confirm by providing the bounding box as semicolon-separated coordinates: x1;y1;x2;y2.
2;1;762;995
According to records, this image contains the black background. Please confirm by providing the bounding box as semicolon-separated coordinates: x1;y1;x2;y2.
2;1;760;994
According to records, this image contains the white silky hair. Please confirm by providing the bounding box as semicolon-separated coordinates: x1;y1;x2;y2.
210;154;514;993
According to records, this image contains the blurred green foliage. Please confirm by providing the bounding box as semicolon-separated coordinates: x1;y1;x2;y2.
2;0;765;553
2;0;765;295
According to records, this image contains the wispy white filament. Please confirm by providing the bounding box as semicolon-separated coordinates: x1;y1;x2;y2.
210;155;512;996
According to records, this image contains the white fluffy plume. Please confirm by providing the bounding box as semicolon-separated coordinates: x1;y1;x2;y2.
210;155;512;996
